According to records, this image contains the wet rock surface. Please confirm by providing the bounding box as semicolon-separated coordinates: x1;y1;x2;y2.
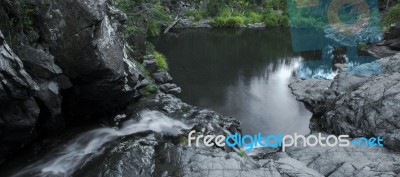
0;0;148;162
63;93;400;177
0;32;40;162
34;0;145;113
0;0;399;176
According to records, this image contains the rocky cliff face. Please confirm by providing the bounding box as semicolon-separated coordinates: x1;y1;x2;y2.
0;32;40;163
367;23;400;58
0;0;149;163
290;53;400;151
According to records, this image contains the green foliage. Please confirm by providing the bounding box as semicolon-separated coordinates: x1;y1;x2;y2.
205;0;225;17
211;15;246;27
147;20;161;37
152;51;169;71
263;11;289;27
237;149;247;157
186;9;208;22
288;7;326;29
383;4;400;30
8;1;37;31
245;11;262;24
112;0;171;39
358;43;367;49
142;83;158;96
264;0;287;13
189;0;288;28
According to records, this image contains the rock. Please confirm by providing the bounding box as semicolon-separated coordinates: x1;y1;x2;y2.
152;71;173;84
0;34;3;45
176;18;212;28
143;55;158;73
159;83;181;95
0;31;40;161
73;93;243;177
324;73;400;150
126;93;241;135
75;135;157;177
16;45;62;79
366;44;399;58
15;45;68;132
285;133;400;177
80;94;400;177
290;53;400;151
366;23;400;58
276;158;323;177
247;23;266;28
384;23;400;41
289;79;332;115
35;0;144;114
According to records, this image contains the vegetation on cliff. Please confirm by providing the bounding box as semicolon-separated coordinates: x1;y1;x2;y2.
188;0;289;27
383;3;400;30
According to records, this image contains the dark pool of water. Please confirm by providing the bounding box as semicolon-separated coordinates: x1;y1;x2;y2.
151;28;312;136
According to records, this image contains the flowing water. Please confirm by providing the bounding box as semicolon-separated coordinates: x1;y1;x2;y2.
5;28;318;176
151;28;313;136
10;111;192;177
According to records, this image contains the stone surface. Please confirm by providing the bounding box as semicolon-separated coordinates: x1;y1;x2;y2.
285;133;400;177
0;31;40;161
290;53;400;151
143;55;158;74
35;0;144;113
152;71;173;84
159;83;182;95
16;45;70;132
366;23;400;58
0;0;149;162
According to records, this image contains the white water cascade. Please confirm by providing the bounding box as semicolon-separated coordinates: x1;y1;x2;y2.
12;111;192;177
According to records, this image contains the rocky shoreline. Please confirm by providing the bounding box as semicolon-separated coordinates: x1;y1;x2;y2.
0;0;400;176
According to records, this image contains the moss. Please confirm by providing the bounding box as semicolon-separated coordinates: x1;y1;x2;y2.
358;43;367;49
237;149;247;157
152;51;169;71
177;136;188;145
141;83;158;96
383;4;400;31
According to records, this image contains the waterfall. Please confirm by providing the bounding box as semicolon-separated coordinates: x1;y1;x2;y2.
12;111;192;177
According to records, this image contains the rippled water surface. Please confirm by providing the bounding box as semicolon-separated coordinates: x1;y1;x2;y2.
152;28;313;136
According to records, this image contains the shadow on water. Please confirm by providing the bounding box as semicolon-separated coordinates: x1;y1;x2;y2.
151;28;312;136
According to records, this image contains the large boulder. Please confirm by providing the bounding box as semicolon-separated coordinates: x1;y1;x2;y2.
290;53;400;151
35;0;143;113
0;32;40;162
16;45;71;132
366;23;400;58
285;133;400;177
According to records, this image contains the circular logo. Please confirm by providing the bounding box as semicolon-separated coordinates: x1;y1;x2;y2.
327;0;370;35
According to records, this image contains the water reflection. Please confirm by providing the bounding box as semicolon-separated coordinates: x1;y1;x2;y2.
151;28;312;136
222;58;311;135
